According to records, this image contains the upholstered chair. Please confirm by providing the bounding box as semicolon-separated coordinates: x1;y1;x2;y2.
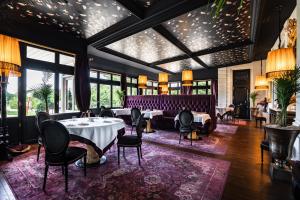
35;112;50;161
178;110;195;146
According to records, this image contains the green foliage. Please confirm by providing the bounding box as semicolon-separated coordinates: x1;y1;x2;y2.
211;0;244;17
274;67;300;127
115;89;125;107
250;91;258;107
31;72;53;113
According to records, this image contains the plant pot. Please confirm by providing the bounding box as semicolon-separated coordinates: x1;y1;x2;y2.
265;124;300;167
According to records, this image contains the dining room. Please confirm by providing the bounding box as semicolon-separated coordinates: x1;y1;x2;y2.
0;0;299;200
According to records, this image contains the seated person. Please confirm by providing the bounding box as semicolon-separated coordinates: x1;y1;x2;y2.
217;104;235;120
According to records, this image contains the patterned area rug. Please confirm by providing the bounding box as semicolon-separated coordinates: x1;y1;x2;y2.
142;124;238;155
0;143;230;200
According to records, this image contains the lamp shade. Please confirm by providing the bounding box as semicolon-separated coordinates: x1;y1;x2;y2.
254;75;269;90
138;75;147;89
182;70;193;86
0;34;21;77
266;47;295;79
161;85;168;95
158;73;168;87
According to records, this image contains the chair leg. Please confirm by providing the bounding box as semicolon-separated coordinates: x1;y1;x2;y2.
118;146;120;165
62;166;64;175
137;147;141;165
83;154;87;177
190;132;192;146
139;146;142;158
131;126;133;135
37;144;41;162
123;147;125;157
43;164;49;191
64;164;68;192
179;133;181;144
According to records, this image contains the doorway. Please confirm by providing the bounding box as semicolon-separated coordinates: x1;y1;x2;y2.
233;69;250;119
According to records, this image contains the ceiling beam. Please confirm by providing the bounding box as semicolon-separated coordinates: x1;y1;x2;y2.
91;0;208;48
213;60;252;69
100;47;175;74
115;0;145;18
152;54;190;65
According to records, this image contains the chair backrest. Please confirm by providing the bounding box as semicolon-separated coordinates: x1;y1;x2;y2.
41;120;70;158
136;116;146;139
36;112;50;133
131;108;141;123
179;110;194;127
100;108;114;117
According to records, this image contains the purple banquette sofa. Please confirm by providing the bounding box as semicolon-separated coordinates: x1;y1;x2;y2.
123;95;216;132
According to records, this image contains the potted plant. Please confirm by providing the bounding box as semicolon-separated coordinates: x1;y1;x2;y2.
250;91;258;119
265;67;300;180
31;72;53;113
116;90;125;108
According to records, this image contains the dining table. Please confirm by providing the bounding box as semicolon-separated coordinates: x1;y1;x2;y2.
59;117;125;167
112;108;163;133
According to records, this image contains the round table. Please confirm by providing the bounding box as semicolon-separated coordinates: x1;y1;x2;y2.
59;117;125;166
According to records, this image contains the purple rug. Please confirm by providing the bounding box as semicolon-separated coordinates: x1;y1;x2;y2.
141;124;238;155
0;143;230;200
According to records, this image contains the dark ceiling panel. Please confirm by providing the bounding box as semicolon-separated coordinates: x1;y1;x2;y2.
2;0;131;38
105;28;185;63
132;0;157;8
199;46;250;67
158;58;204;73
163;0;251;52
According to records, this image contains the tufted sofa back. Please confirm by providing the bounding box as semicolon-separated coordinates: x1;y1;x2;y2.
125;95;216;130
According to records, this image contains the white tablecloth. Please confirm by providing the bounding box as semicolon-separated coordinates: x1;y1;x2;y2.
112;108;131;116
174;112;211;124
59;117;125;150
112;108;163;119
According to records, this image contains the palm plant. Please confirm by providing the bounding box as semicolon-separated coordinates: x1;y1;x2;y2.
211;0;244;17
273;67;300;127
31;72;53;113
250;91;258;107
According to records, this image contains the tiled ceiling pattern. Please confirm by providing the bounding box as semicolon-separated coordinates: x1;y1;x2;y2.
4;0;131;38
106;28;185;63
158;58;204;73
163;0;251;52
199;46;250;67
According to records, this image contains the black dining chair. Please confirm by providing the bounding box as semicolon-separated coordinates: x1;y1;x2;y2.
41;120;87;192
117;116;146;165
99;108;115;117
178;110;195;146
35;112;50;162
131;108;142;135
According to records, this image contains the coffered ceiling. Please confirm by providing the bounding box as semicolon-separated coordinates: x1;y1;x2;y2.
0;0;296;74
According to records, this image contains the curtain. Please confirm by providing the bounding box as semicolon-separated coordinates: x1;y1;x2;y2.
75;45;91;112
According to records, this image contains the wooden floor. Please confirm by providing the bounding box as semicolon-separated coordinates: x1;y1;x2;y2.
0;120;295;200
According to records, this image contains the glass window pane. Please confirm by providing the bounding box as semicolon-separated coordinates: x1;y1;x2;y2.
100;73;111;80
178;89;181;95
198;81;206;86
192;89;197;95
132;88;137;96
127;87;131;96
193;82;197;86
112;86;122;107
198;89;206;94
26;70;54;116
59;74;78;112
207;89;211;95
170;82;177;87
65;78;74;111
26;46;55;63
7;77;18;117
59;54;75;66
100;84;111;107
90;83;97;108
90;71;98;78
132;78;137;84
153;89;158;95
146;89;152;95
170;90;177;95
207;80;211;86
153;82;158;87
147;81;152;86
126;77;131;83
112;74;121;82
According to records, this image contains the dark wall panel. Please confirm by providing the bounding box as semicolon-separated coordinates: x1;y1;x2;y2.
169;68;218;82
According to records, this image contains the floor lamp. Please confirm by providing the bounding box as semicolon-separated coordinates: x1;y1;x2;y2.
0;34;23;160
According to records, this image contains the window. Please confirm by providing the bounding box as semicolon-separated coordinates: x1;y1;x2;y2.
145;80;157;95
59;74;78;112
59;54;75;66
192;80;212;95
26;69;55;116
127;76;138;96
90;83;98;108
169;82;181;95
112;74;121;82
112;85;122;107
7;77;18;117
100;84;111;107
26;46;55;63
100;72;111;80
90;71;98;78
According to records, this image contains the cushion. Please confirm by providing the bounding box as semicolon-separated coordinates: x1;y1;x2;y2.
118;135;141;146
